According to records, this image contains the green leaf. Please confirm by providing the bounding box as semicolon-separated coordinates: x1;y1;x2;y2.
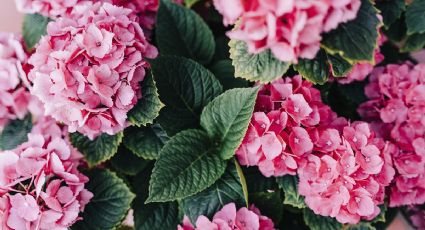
401;32;425;52
110;146;149;176
150;56;222;136
128;72;163;127
209;60;250;90
276;176;306;209
22;14;50;51
0;114;32;150
327;53;353;77
181;160;247;223
322;0;380;63
147;129;227;202
200;87;259;160
123;124;169;160
156;0;215;64
134;198;179;230
185;0;200;7
371;205;386;223
229;39;290;83
383;14;407;42
406;0;425;35
294;50;329;85
72;169;135;230
347;223;376;230
70;132;123;167
243;167;278;193
375;0;405;28
303;208;343;230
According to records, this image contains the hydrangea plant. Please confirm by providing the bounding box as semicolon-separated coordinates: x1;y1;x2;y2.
0;0;424;229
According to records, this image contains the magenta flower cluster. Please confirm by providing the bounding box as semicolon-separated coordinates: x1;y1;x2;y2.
28;2;158;139
359;63;425;207
213;0;360;63
237;76;395;224
178;203;274;230
0;117;92;230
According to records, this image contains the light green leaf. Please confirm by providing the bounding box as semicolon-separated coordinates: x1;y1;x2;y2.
156;0;215;64
181;160;247;223
401;32;425;52
70;132;123;167
72;169;135;230
185;0;200;7
147;129;227;202
229;39;290;83
294;49;329;85
327;53;353;77
347;223;376;230
128;72;163;127
322;0;380;63
276;176;306;209
406;0;425;35
22;14;50;51
123;124;169;160
110;146;149;176
303;208;343;230
375;0;405;28
150;56;222;136
0;114;32;150
200;87;259;160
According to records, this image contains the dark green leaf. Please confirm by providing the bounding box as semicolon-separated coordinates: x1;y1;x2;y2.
134;198;179;230
72;169;135;230
303;208;343;230
123;124;169;160
181;160;247;223
147;129;227;202
22;13;50;51
150;56;222;135
156;0;215;64
322;0;380;63
375;0;405;28
276;176;306;209
383;14;407;42
110;146;149;176
209;60;250;90
229;39;290;83
294;50;329;85
243;167;278;193
200;87;259;160
250;191;284;225
327;53;353;77
406;0;425;35
128;72;163;127
0;114;32;150
70;132;123;167
401;32;425;52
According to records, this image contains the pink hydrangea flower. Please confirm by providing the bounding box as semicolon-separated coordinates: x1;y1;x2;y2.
15;0;79;18
28;2;158;139
407;206;425;230
0;118;92;230
236;75;340;177
177;203;274;230
359;63;425;207
213;0;361;63
298;122;394;224
0;32;31;131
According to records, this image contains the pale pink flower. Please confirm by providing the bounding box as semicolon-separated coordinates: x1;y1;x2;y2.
0;32;31;131
29;2;158;139
214;0;361;63
15;0;79;18
178;203;275;230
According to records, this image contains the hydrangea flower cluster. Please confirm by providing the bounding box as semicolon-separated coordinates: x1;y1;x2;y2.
0;32;31;131
28;2;158;139
213;0;361;63
407;206;425;230
178;203;274;230
336;33;386;84
358;63;425;207
0;117;92;230
237;76;395;223
236;75;342;177
15;0;82;18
